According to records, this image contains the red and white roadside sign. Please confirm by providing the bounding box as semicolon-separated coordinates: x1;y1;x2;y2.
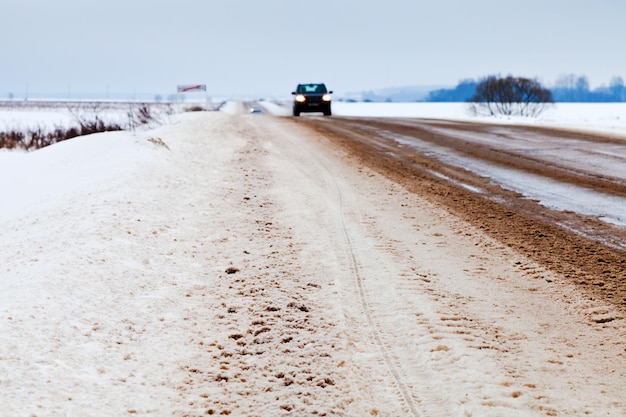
177;84;207;93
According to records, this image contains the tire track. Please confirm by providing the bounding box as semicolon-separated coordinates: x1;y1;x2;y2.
335;182;422;417
291;134;423;416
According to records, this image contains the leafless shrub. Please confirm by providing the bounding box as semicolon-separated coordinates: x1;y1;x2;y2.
0;101;177;150
0;131;25;149
0;120;122;151
77;119;122;136
467;75;554;117
66;102;104;131
126;103;175;130
135;105;154;125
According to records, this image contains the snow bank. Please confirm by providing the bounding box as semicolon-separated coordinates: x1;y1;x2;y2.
0;131;159;223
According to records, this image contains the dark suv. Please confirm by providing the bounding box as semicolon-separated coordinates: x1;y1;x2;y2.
292;83;332;116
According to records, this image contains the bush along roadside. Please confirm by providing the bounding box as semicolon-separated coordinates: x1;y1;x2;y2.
0;122;123;150
0;102;167;151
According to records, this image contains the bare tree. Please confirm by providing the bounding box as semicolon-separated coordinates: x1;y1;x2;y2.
468;75;554;117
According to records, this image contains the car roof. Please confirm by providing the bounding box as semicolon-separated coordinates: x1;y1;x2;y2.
296;83;328;93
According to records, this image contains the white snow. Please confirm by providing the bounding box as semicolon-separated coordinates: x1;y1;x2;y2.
333;102;626;137
0;131;158;222
1;103;625;415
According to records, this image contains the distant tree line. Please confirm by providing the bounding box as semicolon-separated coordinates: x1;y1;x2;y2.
550;74;625;102
426;74;626;103
426;79;479;102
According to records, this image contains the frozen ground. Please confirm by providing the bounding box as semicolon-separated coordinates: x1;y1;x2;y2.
0;103;625;416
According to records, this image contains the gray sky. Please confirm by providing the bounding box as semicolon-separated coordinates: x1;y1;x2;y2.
2;0;625;98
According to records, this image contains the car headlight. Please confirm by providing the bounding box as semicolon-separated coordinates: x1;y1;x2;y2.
295;94;306;103
322;94;332;102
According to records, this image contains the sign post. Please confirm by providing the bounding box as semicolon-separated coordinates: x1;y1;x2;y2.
176;84;208;107
177;84;207;93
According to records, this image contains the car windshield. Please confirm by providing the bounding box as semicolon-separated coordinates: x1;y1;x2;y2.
297;84;327;94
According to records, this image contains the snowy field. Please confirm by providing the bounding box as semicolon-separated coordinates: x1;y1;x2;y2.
4;101;626;136
264;101;626;137
1;102;625;415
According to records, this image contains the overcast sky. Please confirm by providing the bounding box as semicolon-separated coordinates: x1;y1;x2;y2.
2;0;625;99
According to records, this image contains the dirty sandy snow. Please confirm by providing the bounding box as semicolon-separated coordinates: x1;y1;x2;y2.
1;108;625;416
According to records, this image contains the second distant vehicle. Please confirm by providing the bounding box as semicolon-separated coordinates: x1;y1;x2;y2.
292;83;332;116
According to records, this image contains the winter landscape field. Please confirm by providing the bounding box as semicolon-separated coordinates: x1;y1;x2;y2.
1;101;625;416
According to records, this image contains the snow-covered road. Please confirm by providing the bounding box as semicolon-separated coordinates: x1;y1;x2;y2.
1;109;625;416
